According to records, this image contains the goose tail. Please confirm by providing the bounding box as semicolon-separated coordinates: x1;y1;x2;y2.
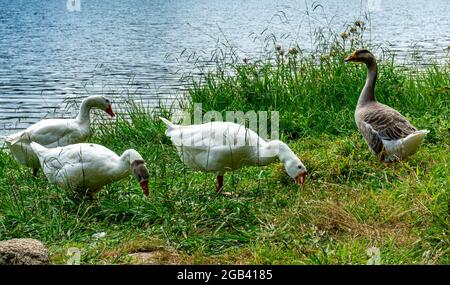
159;117;176;129
2;131;26;145
401;130;429;156
159;117;181;138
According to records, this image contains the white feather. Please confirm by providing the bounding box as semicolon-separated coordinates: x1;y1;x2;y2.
3;95;113;170
160;118;307;181
30;142;140;192
382;130;429;162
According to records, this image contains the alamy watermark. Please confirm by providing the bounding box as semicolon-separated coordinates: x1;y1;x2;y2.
171;103;279;148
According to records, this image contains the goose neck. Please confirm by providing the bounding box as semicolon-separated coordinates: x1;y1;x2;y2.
260;140;292;165
76;99;92;123
113;154;132;179
358;60;378;106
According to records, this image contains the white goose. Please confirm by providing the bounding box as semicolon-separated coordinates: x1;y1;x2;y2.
30;142;149;198
3;95;115;175
160;117;307;192
345;49;429;162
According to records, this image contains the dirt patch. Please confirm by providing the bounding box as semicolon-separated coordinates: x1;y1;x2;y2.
100;237;182;265
127;250;181;265
311;200;414;245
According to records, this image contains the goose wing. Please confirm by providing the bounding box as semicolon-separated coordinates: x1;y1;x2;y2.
362;105;417;141
166;122;261;148
358;104;417;155
8;119;85;147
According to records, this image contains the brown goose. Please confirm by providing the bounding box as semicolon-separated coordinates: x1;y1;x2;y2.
345;49;429;162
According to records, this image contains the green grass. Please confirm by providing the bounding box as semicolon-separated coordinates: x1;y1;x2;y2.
0;35;448;264
0;130;448;264
189;49;449;141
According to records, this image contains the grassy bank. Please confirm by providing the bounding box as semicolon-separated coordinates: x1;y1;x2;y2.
0;41;448;264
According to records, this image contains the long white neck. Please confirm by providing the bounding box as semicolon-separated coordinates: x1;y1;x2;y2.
109;150;136;180
358;59;377;106
114;149;143;179
257;140;295;166
76;98;93;124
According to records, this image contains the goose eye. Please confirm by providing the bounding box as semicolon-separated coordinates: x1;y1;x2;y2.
298;165;303;169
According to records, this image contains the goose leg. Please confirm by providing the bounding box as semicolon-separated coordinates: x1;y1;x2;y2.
87;190;94;203
85;188;98;203
32;168;38;177
216;175;224;193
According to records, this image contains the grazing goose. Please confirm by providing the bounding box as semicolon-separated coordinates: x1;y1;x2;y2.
4;95;115;175
345;49;429;162
30;142;149;198
160;117;307;192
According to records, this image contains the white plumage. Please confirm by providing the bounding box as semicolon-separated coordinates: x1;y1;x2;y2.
30;142;149;198
160;117;307;191
4;95;115;174
380;130;429;162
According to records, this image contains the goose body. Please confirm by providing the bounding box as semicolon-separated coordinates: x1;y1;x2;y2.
30;142;149;197
345;49;428;162
4;95;115;174
160;117;307;191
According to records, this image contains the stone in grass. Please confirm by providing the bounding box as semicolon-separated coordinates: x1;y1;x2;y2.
0;238;49;265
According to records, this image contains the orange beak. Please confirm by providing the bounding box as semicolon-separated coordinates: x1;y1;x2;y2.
344;52;357;62
140;180;149;196
295;172;307;185
105;105;115;117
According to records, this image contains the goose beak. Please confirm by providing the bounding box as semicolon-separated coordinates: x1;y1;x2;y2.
140;180;149;196
295;172;307;185
105;105;115;117
344;52;357;62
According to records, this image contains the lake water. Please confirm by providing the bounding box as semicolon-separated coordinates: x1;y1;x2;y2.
0;0;449;135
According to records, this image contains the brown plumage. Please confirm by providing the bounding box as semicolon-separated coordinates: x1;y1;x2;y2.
345;49;428;162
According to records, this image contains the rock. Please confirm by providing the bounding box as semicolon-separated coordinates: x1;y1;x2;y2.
0;238;49;265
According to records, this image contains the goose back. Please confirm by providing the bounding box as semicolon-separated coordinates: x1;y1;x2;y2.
356;102;418;159
32;143;127;191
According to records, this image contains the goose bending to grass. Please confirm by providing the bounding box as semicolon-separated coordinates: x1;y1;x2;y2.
30;142;149;198
160;117;307;192
345;49;429;162
4;95;115;175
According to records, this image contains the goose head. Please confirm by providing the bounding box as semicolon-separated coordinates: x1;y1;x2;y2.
123;149;150;196
284;157;308;185
269;141;308;185
85;95;115;117
344;49;376;65
131;160;150;196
